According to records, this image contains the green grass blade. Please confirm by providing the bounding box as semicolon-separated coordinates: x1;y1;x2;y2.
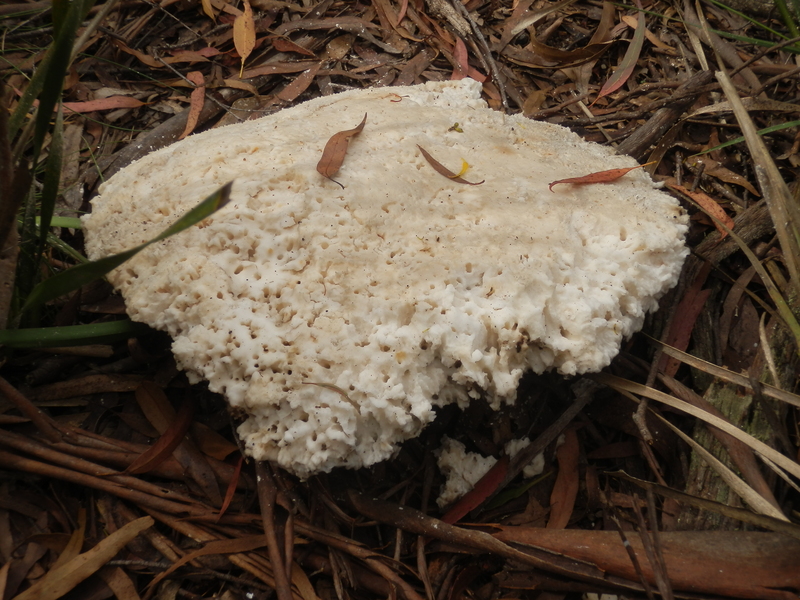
775;0;800;37
46;232;87;264
37;105;63;256
36;216;84;229
0;320;152;348
716;71;800;284
708;0;793;39
21;181;232;314
9;0;96;140
691;119;800;156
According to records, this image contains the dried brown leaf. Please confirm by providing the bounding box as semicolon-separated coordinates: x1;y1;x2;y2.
277;63;322;102
666;181;735;238
442;456;508;524
179;71;206;140
271;36;316;57
451;37;469;80
546;427;579;529
316;113;367;187
125;397;194;475
13;517;153;600
62;96;144;114
233;0;256;78
594;3;646;104
417;145;484;185
549;162;652;191
688;156;760;196
191;422;239;460
216;453;243;522
52;510;85;569
96;566;141;600
148;534;269;592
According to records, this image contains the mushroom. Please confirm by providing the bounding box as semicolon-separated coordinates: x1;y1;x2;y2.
83;79;688;478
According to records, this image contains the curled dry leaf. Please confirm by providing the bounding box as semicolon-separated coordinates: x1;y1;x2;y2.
125;397;194;474
233;0;256;78
179;71;206;140
62;96;144;114
546;427;579;529
593;2;646;105
548;162;653;191
417;145;484;185
666;181;735;238
316;113;367;188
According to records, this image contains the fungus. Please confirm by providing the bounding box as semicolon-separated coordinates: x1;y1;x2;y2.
83;79;688;478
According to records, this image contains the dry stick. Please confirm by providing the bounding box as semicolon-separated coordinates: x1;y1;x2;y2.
497;378;598;496
301;552;395;598
142;506;288;597
256;462;293;600
550;83;722;127
606;505;656;600
616;70;714;160
417;460;436;600
753;64;800;98
728;34;800;79
59;425;248;489
631;493;674;600
0;428;199;505
348;491;648;595
646;488;673;600
0;450;217;518
448;0;508;109
0;375;62;442
294;520;426;600
530;91;592;118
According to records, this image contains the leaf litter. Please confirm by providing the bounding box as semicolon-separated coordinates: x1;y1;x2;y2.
2;0;800;598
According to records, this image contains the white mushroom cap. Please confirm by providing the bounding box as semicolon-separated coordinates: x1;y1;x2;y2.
83;79;687;478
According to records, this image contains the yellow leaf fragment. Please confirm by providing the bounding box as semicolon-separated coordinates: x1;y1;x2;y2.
417;145;484;185
453;159;470;178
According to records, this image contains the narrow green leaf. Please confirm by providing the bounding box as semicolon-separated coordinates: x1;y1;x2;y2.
691;119;800;156
36;216;84;229
37;105;64;257
21;182;232;314
0;320;151;348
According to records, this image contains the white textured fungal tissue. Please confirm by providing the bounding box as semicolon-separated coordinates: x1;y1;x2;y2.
83;79;688;478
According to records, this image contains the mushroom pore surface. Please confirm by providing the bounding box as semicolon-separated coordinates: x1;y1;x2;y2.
83;79;688;478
